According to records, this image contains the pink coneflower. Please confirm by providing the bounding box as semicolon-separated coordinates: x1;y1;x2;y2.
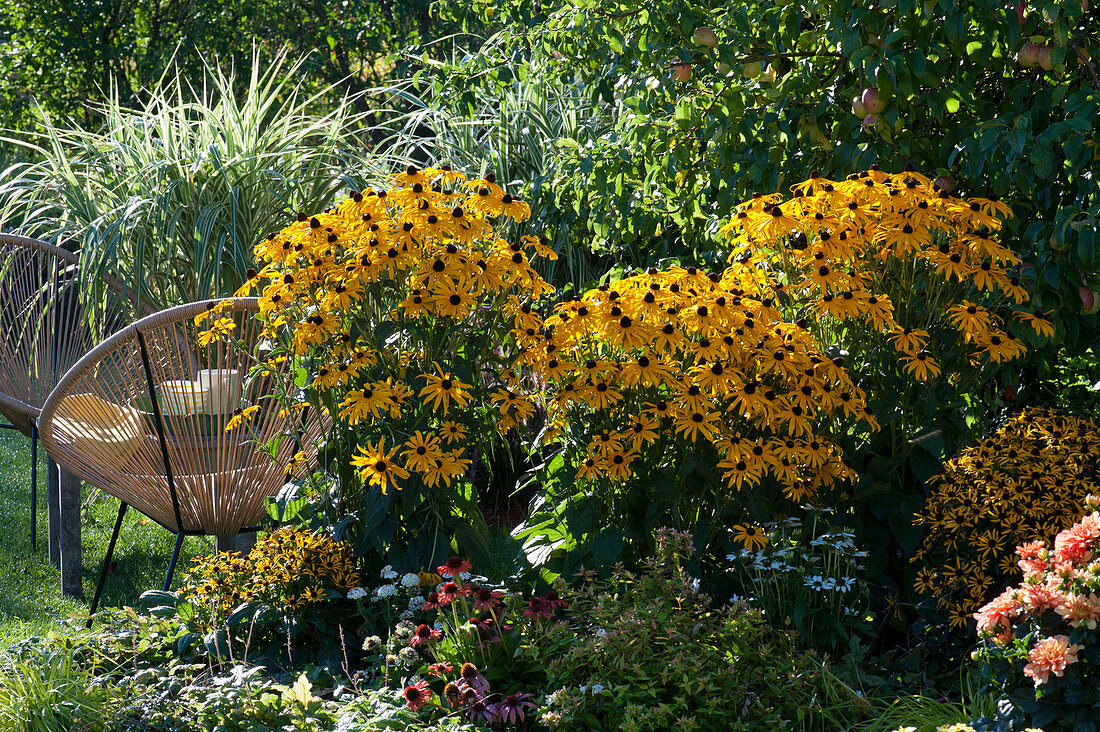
422;592;442;610
495;692;536;724
1023;635;1080;686
541;589;569;610
1055;592;1100;630
459;662;490;695
438;556;473;577
465;698;495;723
974;589;1022;633
403;680;433;711
438;581;465;604
411;623;442;646
468;613;504;643
470;584;504;611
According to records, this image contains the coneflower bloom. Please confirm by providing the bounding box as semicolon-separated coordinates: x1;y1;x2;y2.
437;581;465;604
494;692;536;724
458;662;490;695
438;556;473;577
524;596;555;619
403;680;433;711
410;624;442;646
465;698;496;724
470;584;504;611
541;589;569;610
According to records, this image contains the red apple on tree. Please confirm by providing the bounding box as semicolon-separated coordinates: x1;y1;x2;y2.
861;87;886;115
692;27;719;48
851;95;867;118
671;61;692;82
1080;286;1100;315
1019;42;1042;67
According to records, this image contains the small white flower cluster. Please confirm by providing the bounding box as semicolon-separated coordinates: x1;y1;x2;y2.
725;508;872;635
802;575;857;593
364;565;438;619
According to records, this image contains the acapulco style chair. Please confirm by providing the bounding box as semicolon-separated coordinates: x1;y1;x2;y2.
0;233;139;550
38;298;324;620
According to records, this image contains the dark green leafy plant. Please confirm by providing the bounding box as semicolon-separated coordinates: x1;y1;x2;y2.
535;528;874;730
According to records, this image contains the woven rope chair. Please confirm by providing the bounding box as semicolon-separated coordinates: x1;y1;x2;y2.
0;233;138;549
38;298;324;619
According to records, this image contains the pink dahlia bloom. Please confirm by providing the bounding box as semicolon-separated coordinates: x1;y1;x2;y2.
1054;513;1100;564
1055;592;1100;630
1023;635;1081;686
1021;579;1066;614
974;589;1023;633
1016;540;1050;577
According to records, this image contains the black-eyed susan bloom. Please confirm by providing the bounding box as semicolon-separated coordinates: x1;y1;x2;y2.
732;523;769;551
351;438;410;495
418;366;473;415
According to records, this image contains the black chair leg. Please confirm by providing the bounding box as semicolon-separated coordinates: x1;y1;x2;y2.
88;501;128;627
30;426;37;552
164;532;185;592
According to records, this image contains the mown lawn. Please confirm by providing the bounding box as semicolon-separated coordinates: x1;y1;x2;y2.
0;429;213;647
0;428;525;648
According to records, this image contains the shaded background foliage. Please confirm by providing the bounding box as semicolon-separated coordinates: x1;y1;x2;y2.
0;0;443;136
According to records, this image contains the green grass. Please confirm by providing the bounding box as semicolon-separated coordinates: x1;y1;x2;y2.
0;430;213;647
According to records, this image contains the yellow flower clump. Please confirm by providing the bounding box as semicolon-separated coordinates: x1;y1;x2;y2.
721;168;1050;378
541;262;868;500
912;408;1100;629
213;166;1049;514
179;527;359;625
232;166;556;495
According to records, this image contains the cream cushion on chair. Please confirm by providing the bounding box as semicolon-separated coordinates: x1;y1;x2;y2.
52;393;144;465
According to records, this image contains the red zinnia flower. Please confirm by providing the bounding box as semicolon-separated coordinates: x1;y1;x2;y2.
404;680;433;712
438;556;473;577
411;623;442;646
